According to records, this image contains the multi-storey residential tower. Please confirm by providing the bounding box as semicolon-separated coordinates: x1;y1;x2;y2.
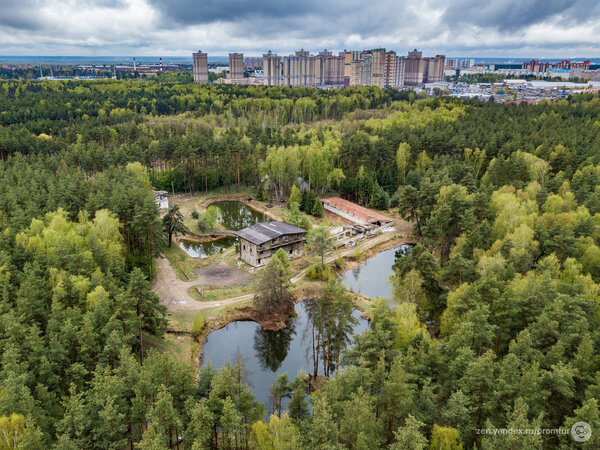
317;50;344;85
404;50;445;85
341;51;361;85
192;50;208;83
229;53;244;79
263;51;282;86
349;49;404;88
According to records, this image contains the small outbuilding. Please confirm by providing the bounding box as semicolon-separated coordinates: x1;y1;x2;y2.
152;190;169;210
235;221;307;267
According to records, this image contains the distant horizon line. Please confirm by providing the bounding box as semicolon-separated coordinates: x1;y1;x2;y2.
1;54;599;60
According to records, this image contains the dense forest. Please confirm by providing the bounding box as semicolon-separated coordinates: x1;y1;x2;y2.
0;78;599;448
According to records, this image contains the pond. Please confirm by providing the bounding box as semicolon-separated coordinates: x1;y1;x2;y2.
209;200;271;231
180;201;270;258
340;244;414;299
179;237;237;259
201;302;369;409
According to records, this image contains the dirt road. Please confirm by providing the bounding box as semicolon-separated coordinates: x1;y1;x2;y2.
153;257;254;312
154;225;414;313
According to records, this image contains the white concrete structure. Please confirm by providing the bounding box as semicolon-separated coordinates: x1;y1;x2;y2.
152;190;169;210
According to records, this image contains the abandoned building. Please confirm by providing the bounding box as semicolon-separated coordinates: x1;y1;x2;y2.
235;221;307;267
152;190;169;210
322;197;393;227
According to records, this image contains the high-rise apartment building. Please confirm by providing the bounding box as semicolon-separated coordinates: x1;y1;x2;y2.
385;52;405;88
229;53;244;79
269;49;343;87
349;49;405;88
341;51;361;85
263;51;282;86
192;50;208;83
317;51;345;85
404;50;445;85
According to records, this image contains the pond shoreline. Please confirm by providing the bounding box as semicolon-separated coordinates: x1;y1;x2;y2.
200;300;370;407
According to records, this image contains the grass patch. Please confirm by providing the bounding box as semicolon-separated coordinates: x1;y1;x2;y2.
163;244;197;281
187;283;255;302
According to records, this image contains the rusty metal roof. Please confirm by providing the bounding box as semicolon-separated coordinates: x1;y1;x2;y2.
322;197;393;224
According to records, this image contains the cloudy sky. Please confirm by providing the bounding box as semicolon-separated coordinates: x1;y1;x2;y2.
1;0;599;57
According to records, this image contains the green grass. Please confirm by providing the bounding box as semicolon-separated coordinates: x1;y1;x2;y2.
163;243;197;281
187;282;255;302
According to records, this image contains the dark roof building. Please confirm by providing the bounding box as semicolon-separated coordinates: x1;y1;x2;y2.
235;221;307;267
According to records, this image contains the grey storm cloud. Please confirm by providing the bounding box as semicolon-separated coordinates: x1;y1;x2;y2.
146;0;416;42
147;0;368;25
0;0;127;30
443;0;600;31
0;0;599;56
0;1;43;30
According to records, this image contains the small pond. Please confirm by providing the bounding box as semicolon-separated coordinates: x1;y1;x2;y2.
180;201;269;258
210;200;271;231
179;237;236;259
340;244;414;299
201;302;369;408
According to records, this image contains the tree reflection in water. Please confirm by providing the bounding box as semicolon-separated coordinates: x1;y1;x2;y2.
253;319;297;372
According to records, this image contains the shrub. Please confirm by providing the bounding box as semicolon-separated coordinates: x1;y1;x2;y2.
197;206;219;233
334;253;345;270
289;184;301;207
351;246;363;261
305;263;335;281
197;216;210;233
192;315;205;339
256;184;264;201
191;208;200;219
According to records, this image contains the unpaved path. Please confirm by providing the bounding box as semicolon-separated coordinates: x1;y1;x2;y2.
154;257;254;312
154;224;414;313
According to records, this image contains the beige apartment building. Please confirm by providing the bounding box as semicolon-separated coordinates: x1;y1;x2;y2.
349;49;404;88
318;51;345;85
228;53;244;79
192;50;208;83
263;51;282;86
404;50;445;85
270;49;344;87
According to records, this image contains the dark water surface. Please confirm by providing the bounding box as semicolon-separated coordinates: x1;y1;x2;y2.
209;200;270;231
201;302;369;408
340;244;414;299
178;237;236;258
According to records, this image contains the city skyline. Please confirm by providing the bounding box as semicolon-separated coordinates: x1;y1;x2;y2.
0;0;599;57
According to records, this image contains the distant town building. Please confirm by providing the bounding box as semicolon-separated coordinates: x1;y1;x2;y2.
244;57;263;69
522;59;590;72
446;58;475;68
192;51;208;83
235;222;307;267
228;53;244;79
152;190;169;210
